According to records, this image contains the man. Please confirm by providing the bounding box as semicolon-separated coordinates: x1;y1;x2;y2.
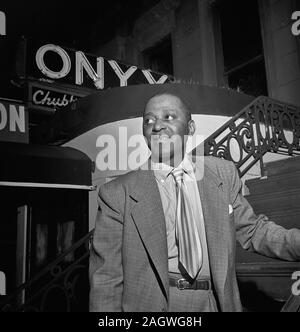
89;92;300;312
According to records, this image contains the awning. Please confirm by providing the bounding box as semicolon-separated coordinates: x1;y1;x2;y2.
56;83;255;143
0;142;93;190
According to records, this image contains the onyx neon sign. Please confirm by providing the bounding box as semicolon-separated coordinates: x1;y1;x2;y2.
30;43;170;91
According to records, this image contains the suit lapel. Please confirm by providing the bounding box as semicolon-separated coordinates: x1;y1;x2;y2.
130;170;169;300
196;164;229;303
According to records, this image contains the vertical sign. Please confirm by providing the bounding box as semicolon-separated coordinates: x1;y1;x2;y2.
16;205;29;305
0;11;6;36
0;271;5;295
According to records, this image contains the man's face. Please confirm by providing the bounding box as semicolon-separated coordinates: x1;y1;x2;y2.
143;94;195;166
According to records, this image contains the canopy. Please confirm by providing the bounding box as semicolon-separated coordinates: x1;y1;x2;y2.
0;142;93;190
57;83;255;142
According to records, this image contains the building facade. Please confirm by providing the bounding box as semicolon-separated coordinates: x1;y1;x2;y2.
96;0;300;106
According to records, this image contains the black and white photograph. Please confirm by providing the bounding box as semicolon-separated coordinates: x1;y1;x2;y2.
0;0;300;316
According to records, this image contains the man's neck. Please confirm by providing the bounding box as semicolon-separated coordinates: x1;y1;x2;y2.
151;158;183;168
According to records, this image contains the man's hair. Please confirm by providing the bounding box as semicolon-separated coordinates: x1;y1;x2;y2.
144;91;192;121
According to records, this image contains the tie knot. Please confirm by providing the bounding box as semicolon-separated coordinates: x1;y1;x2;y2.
172;168;184;183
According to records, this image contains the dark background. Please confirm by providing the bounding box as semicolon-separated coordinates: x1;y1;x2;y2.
0;0;160;100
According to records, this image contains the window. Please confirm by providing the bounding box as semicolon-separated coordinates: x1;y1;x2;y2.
218;0;268;97
143;35;174;75
57;221;75;263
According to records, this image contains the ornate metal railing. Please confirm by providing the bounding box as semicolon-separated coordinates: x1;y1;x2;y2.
281;293;300;312
203;96;300;177
203;95;300;311
0;230;93;312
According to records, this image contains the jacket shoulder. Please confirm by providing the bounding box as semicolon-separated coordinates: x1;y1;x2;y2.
102;169;142;190
98;169;145;200
97;170;142;215
203;156;239;185
204;156;235;172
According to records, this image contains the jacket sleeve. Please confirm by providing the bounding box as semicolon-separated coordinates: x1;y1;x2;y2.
89;183;124;312
228;162;300;261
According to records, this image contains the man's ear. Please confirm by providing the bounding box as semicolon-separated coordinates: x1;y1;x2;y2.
188;120;196;136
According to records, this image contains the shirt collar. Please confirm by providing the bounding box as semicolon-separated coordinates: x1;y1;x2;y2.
179;154;196;174
152;161;173;182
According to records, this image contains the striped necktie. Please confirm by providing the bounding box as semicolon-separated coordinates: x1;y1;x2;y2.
172;168;203;279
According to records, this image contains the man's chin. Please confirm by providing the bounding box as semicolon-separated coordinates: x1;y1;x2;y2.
150;152;185;167
149;144;184;165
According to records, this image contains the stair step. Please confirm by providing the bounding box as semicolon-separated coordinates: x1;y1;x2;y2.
244;156;300;231
264;156;300;177
245;156;300;195
246;173;300;195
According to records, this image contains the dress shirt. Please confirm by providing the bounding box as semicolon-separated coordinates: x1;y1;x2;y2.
152;154;211;279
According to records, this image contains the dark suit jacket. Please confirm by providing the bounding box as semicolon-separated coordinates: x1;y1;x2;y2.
89;156;300;312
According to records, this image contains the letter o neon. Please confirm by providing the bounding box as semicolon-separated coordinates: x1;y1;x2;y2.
36;44;71;79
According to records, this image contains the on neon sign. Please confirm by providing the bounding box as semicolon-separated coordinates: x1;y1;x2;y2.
0;102;26;133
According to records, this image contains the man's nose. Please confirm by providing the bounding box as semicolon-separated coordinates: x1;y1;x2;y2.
153;119;166;132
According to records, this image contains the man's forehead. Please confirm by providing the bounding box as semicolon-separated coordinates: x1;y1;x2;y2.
144;94;183;113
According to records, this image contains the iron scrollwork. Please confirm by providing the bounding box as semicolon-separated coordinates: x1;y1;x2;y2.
203;96;300;177
0;231;93;312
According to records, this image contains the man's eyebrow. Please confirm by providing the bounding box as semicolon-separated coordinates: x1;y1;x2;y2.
146;108;178;114
143;112;155;118
143;108;179;118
